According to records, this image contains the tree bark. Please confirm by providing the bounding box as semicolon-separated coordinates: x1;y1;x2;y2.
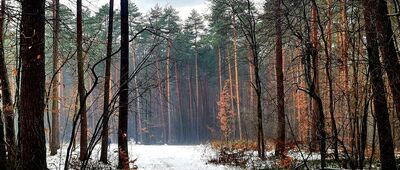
77;0;87;161
156;61;166;143
247;45;254;116
188;65;194;143
166;41;172;143
362;1;396;169
326;0;339;161
50;0;60;156
174;50;183;143
132;43;142;143
254;46;264;159
226;44;236;138
340;0;349;92
118;0;129;168
375;0;400;124
20;0;47;169
310;2;320;152
307;1;326;167
232;14;242;140
275;0;285;157
218;47;222;96
339;0;352;146
100;0;114;163
195;40;200;142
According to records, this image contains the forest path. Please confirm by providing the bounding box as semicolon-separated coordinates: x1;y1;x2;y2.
47;144;238;170
128;144;235;170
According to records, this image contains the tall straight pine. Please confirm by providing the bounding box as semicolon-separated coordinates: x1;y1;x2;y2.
77;0;88;161
20;0;47;169
118;0;129;168
100;0;114;163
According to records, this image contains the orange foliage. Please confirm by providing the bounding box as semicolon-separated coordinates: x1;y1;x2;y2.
217;80;233;140
278;156;293;169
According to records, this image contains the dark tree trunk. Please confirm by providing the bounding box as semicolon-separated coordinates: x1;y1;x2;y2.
77;0;87;161
375;0;400;124
362;1;396;169
254;47;264;159
325;0;339;162
275;0;285;157
239;0;265;159
118;0;129;168
19;0;47;169
100;0;114;164
359;95;369;169
50;0;60;156
310;2;320;152
305;1;327;167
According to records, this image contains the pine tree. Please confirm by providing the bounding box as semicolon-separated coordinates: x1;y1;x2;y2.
50;0;61;156
20;0;47;168
362;1;396;169
77;0;88;161
275;0;285;157
118;0;129;168
100;0;114;163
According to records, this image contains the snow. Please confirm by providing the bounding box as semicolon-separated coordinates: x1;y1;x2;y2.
47;141;330;170
47;143;238;170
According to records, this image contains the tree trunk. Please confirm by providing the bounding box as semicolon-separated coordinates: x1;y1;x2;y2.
232;15;242;140
310;2;320;152
275;0;285;157
307;1;326;167
226;44;236;139
218;47;222;96
100;0;114;163
50;0;60;156
203;75;210;140
174;49;183;143
0;0;15;167
254;47;264;159
132;43;142;143
118;0;129;168
340;0;349;93
362;1;396;169
375;0;400;124
359;93;369;169
77;0;87;161
195;43;200;142
166;41;172;144
326;0;339;161
156;61;165;143
340;0;352;146
247;45;254;116
19;0;47;169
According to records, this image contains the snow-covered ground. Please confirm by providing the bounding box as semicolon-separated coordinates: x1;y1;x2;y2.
47;143;238;170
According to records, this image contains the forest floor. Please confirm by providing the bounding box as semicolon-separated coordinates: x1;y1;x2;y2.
46;141;389;169
47;142;239;170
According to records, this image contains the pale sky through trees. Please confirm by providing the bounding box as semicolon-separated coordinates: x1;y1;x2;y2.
60;0;209;19
59;0;264;20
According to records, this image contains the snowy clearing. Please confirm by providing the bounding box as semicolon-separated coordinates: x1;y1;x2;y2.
47;143;238;170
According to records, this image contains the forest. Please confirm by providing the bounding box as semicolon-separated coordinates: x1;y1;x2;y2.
1;0;400;169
